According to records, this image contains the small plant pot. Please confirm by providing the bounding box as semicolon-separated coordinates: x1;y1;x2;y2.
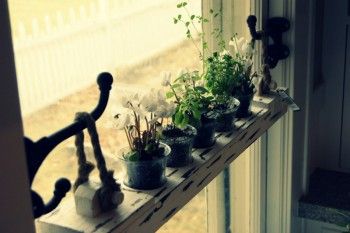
236;93;254;118
119;143;171;190
193;112;217;148
215;99;240;132
160;125;197;168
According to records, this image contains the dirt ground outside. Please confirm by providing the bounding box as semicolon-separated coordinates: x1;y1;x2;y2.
27;39;207;233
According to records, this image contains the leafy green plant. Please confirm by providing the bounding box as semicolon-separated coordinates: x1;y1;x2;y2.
229;35;256;97
163;70;213;128
204;51;242;108
173;1;222;60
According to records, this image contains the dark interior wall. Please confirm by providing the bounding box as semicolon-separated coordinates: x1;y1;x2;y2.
307;0;350;174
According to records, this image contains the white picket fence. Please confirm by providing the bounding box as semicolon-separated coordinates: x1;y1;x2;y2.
13;0;201;116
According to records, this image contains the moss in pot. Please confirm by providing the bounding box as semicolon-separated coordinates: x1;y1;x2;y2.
160;124;197;167
113;90;175;190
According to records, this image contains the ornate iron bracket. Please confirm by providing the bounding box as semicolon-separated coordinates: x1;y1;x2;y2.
247;15;290;68
24;72;113;218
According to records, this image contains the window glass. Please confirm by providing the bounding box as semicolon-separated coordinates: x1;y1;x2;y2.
8;1;206;232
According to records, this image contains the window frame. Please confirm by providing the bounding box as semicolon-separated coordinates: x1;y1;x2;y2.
0;1;35;233
0;0;310;232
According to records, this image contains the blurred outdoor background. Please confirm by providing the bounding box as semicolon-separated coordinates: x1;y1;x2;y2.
8;0;206;232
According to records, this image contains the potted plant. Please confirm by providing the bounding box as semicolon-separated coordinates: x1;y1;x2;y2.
229;36;256;118
160;72;197;167
204;51;240;132
163;69;217;149
114;91;173;190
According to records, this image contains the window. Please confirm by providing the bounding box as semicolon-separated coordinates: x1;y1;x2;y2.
9;0;206;232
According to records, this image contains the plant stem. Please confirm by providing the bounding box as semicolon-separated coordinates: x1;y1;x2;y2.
124;127;133;150
170;84;181;103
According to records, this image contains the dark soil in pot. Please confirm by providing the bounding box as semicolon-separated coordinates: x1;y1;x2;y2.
160;124;197;167
193;111;217;148
119;143;171;190
236;93;254;118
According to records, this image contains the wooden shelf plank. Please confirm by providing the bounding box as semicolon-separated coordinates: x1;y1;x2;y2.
37;94;287;233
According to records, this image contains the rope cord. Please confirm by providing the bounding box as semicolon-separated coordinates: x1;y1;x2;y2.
73;112;121;195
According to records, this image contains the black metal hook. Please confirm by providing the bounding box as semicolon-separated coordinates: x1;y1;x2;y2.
247;15;290;68
25;72;113;218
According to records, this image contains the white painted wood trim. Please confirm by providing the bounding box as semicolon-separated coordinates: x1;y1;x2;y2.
249;0;269;232
202;1;227;232
266;0;315;233
37;95;288;233
265;1;295;233
206;175;226;233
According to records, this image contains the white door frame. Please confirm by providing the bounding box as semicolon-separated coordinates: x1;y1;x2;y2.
0;1;35;233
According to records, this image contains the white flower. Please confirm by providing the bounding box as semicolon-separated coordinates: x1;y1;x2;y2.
157;89;167;105
177;68;188;77
114;113;131;130
243;59;253;72
141;92;158;112
242;40;254;58
196;80;204;87
229;36;245;55
161;72;171;86
120;96;130;108
251;76;260;86
155;104;169;118
219;49;230;57
167;101;176;117
131;104;145;118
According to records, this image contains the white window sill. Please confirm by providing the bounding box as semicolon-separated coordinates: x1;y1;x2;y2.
37;93;287;233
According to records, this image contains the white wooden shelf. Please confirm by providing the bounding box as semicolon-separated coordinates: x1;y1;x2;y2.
37;93;287;233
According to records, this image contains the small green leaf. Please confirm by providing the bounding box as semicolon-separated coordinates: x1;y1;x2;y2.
191;15;195;20
126;151;140;161
203;42;208;49
174;111;184;126
185;21;190;26
214;13;219;18
209;9;214;14
182;2;187;6
178;14;182;20
182;113;189;126
177;3;182;8
166;92;175;98
173;18;178;24
171;83;181;89
193;108;201;120
194;86;207;93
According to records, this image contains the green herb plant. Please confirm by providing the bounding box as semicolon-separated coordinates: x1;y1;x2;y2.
204;51;242;109
173;1;220;60
164;70;213;129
